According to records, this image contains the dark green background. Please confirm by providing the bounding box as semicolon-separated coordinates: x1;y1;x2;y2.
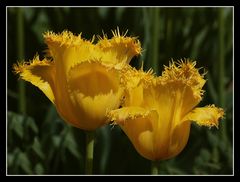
7;7;233;175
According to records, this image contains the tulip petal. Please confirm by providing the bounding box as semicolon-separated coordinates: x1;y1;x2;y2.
121;66;155;106
68;61;120;97
66;61;124;130
69;89;123;130
183;105;224;128
96;28;141;65
108;106;155;124
160;60;206;100
166;121;191;160
44;31;95;76
108;107;159;160
13;57;55;104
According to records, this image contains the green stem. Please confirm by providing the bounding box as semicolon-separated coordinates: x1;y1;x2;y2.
218;8;227;143
152;8;160;75
151;161;159;175
17;8;26;114
85;131;94;174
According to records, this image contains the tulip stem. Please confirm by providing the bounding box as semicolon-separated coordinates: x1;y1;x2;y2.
151;161;159;175
85;131;94;174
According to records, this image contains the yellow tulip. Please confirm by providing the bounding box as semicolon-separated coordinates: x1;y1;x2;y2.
13;29;141;130
108;60;224;161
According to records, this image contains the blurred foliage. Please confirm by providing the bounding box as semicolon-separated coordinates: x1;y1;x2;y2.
7;7;233;175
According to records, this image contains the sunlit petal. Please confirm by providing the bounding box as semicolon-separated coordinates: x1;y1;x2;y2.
13;56;56;104
183;105;224;128
96;28;142;65
109;59;224;161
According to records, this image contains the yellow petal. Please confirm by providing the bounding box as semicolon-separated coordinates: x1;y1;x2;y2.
68;60;120;97
108;107;159;160
183;105;224;128
160;59;206;100
44;31;95;77
69;90;122;130
107;106;155;124
121;66;155;106
125;85;144;107
108;60;208;160
143;59;207;128
13;56;55;104
96;28;142;65
66;61;124;130
165;122;191;160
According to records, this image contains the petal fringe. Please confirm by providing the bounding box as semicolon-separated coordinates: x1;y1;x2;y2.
183;104;225;128
96;28;142;65
13;55;56;104
159;59;206;100
107;106;156;125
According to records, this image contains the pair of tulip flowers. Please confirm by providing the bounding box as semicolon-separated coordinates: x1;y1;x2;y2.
14;29;224;161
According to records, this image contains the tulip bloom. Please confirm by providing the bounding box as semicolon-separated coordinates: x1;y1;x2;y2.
13;30;141;130
108;60;224;161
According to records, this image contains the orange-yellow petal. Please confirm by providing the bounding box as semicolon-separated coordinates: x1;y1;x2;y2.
108;60;214;161
13;56;56;104
96;28;142;65
66;61;124;130
183;105;224;128
108;107;159;160
160;59;206;100
43;31;95;77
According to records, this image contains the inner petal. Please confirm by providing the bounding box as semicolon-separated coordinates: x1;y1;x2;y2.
143;81;200;128
68;61;120;97
140;81;201;159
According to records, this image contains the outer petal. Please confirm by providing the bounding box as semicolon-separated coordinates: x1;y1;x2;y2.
96;29;142;65
13;56;55;104
163;121;191;160
108;107;159;160
160;60;206;100
108;106;154;123
183;105;224;128
44;31;95;78
68;90;123;130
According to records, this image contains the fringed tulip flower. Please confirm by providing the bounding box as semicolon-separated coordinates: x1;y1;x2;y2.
108;60;224;161
13;29;141;130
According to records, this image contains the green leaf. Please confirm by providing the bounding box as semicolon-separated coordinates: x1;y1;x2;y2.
32;137;45;159
8;111;38;138
34;163;45;174
64;130;80;159
8;111;24;139
7;153;14;167
200;149;211;162
52;135;61;147
17;152;32;174
207;132;219;147
25;117;38;134
166;166;185;174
